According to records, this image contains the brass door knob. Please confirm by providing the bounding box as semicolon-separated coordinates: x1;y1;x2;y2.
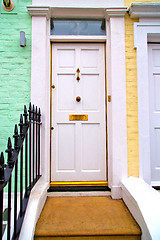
76;96;81;102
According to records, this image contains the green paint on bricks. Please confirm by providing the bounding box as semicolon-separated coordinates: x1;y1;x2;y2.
0;0;32;154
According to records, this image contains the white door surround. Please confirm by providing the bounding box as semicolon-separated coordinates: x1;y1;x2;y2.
27;2;128;199
129;3;160;185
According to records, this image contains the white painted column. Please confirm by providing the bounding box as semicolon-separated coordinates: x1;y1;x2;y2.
27;7;50;182
133;21;160;184
135;28;151;184
106;8;128;199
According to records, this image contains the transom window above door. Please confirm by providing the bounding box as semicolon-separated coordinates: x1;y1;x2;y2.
50;19;106;35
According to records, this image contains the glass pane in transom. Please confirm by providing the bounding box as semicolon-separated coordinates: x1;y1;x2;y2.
50;19;106;35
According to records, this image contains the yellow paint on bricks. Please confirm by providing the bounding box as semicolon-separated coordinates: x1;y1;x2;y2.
125;0;160;6
124;11;139;177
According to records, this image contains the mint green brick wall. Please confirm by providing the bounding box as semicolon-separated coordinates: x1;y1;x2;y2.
0;0;31;155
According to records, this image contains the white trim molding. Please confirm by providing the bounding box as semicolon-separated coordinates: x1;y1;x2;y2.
27;6;107;19
106;7;128;20
27;2;128;199
27;6;50;19
129;3;160;19
27;6;128;19
133;15;160;184
107;12;128;199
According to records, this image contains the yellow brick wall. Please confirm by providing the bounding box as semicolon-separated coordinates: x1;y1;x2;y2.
125;0;160;6
125;12;139;177
124;0;160;177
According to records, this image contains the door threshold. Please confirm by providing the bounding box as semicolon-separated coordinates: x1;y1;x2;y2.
48;181;110;192
50;181;108;187
48;185;110;192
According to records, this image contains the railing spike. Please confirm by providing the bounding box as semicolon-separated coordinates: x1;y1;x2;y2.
32;104;35;121
24;105;27;113
19;114;24;138
20;114;23;124
0;152;4;165
28;102;32;121
13;124;19;151
5;137;14;167
0;152;5;182
38;107;41;123
15;124;18;135
23;105;28;126
8;137;12;149
35;106;38;122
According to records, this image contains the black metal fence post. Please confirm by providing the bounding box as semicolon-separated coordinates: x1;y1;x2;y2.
13;124;19;239
38;108;41;177
35;106;38;181
0;153;5;183
19;115;24;218
24;105;28;198
0;188;3;240
5;138;14;240
0;152;4;240
32;104;35;183
14;156;18;239
28;102;32;188
6;138;14;168
7;177;11;240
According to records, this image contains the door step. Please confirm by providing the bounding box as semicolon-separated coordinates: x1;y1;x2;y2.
34;197;141;240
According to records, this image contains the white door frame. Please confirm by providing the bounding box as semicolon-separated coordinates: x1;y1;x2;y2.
27;3;128;199
130;4;160;184
148;44;160;186
51;43;107;182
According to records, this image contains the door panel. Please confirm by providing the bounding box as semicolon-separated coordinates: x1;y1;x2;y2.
57;74;75;110
81;49;99;68
51;43;106;181
149;44;160;185
82;123;100;171
58;49;75;68
57;124;76;171
82;74;99;111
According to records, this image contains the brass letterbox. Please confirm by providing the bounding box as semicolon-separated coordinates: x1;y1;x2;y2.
69;114;88;121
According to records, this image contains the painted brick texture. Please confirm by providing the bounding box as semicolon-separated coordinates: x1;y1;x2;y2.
0;0;31;154
125;0;160;6
125;12;139;177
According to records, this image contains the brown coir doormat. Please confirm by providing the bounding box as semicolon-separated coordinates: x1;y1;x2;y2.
34;196;141;238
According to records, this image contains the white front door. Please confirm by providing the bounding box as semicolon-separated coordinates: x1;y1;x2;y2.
149;44;160;185
51;43;106;181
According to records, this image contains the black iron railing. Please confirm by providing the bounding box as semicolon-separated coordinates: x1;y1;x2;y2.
0;103;41;240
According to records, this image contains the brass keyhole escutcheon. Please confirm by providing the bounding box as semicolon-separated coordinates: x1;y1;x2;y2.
76;68;80;81
76;96;81;102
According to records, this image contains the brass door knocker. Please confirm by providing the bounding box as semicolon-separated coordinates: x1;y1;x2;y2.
76;68;80;81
